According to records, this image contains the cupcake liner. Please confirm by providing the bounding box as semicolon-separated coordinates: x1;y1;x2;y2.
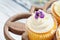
56;25;60;40
28;31;54;40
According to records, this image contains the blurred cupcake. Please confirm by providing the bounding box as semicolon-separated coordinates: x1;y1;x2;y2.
56;25;60;40
26;10;57;40
51;1;60;24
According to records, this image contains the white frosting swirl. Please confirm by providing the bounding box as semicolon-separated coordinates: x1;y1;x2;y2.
53;1;60;16
26;10;54;33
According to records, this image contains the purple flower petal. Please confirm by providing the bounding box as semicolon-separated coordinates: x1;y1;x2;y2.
40;14;44;18
39;11;42;14
36;11;39;16
35;10;45;19
35;11;39;19
39;11;45;18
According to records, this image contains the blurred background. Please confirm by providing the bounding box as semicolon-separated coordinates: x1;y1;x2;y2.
0;0;50;40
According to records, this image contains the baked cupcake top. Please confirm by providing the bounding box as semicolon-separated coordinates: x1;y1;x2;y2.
52;1;60;17
26;10;54;33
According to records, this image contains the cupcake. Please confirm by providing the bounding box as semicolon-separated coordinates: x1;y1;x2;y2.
51;1;60;24
26;10;57;40
56;25;60;40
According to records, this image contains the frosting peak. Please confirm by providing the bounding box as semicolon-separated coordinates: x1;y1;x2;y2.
26;10;54;33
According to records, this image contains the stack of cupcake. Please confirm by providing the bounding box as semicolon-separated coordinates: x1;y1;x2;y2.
51;1;60;24
25;0;60;40
51;1;60;40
